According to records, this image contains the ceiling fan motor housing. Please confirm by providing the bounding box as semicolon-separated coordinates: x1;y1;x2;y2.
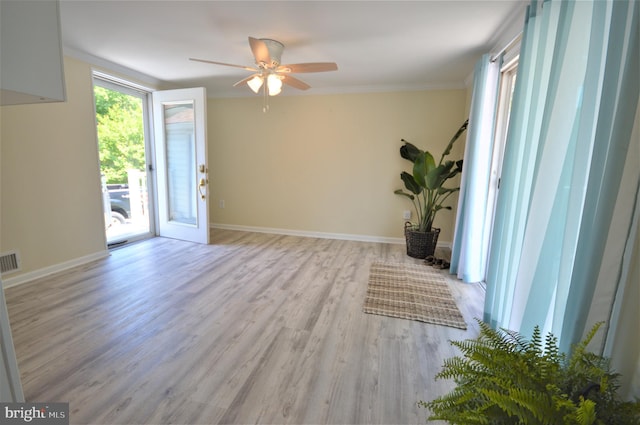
260;38;284;68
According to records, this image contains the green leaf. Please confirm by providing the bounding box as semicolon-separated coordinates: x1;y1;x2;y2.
399;139;422;162
425;161;455;190
412;151;436;188
399;172;422;195
440;119;469;162
438;187;459;195
393;189;414;201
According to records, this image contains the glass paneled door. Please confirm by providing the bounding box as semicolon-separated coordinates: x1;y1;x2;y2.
152;87;209;244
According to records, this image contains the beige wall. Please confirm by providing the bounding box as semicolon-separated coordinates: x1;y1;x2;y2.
1;56;107;280
208;90;467;241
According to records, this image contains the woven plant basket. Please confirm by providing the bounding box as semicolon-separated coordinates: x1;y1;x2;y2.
404;222;440;259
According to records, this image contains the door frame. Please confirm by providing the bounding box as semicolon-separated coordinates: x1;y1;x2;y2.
92;71;157;246
484;56;519;279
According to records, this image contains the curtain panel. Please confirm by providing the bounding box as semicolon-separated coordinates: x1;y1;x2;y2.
450;54;501;283
483;0;639;354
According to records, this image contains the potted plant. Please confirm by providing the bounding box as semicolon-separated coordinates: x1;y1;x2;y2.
420;320;640;424
394;119;468;258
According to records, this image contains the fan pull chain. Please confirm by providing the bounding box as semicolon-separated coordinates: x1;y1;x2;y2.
262;84;269;113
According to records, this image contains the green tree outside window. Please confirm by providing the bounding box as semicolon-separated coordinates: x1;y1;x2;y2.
94;86;145;184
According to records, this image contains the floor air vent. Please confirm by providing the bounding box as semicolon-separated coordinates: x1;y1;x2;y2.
0;251;20;274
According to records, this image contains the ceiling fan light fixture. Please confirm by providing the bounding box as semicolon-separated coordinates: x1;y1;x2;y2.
247;75;263;93
190;36;337;108
267;74;283;96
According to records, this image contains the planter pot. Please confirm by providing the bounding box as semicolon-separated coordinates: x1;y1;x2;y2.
404;222;440;259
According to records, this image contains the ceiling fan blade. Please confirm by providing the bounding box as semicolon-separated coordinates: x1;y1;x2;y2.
232;74;260;87
189;58;257;72
281;74;310;90
277;62;338;73
248;37;271;66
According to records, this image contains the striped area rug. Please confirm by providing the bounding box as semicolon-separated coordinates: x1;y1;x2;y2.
363;261;467;330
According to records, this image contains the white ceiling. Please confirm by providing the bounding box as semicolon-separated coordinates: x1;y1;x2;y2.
60;0;526;98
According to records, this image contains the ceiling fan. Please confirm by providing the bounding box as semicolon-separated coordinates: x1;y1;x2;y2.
190;37;338;98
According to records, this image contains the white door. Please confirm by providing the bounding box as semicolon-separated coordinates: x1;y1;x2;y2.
152;87;209;244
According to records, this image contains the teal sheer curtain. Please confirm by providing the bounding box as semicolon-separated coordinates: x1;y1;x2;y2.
450;54;501;283
484;0;639;352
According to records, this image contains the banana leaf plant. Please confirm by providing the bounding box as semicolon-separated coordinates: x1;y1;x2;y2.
394;119;468;232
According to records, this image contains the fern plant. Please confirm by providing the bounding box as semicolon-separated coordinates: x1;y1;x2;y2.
420;320;640;424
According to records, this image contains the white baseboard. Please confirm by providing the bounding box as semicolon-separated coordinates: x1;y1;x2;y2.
2;250;110;289
211;222;452;250
1;228;452;290
211;222;404;244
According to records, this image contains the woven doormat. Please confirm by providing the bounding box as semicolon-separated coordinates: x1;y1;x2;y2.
363;261;467;330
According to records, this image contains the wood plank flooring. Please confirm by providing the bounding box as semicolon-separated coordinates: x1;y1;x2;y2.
5;229;485;424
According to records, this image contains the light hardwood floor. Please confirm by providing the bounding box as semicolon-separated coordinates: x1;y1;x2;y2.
5;229;485;425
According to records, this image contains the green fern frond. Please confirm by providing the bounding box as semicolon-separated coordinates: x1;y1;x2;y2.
475;319;516;353
429;386;480;409
574;397;597;425
544;333;560;359
481;388;540;424
429;409;491;425
528;325;543;354
567;322;603;373
426;388;492;424
468;345;518;372
501;326;532;351
503;385;578;424
540;333;563;383
436;356;488;381
452;334;516;360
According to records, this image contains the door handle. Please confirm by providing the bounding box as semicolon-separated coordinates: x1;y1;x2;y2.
198;178;206;200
